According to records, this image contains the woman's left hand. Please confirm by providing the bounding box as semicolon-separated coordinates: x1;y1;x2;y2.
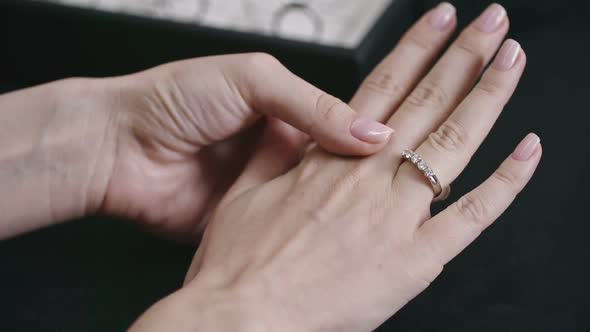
131;4;541;331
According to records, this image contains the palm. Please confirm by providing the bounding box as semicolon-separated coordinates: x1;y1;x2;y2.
182;5;541;331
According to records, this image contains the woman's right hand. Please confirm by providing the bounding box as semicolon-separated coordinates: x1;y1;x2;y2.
131;3;541;332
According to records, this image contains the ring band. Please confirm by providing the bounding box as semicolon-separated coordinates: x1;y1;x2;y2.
401;150;450;202
271;3;324;41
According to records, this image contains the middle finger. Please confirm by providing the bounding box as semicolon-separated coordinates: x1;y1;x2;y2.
349;2;457;121
384;3;509;155
396;39;526;208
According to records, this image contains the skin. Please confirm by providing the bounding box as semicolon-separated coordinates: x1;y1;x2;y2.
132;3;541;331
0;52;391;240
0;3;541;332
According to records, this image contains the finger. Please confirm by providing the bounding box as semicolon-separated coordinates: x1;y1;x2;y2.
396;39;526;206
385;3;509;151
222;117;309;204
350;2;457;121
231;53;393;156
416;134;542;265
183;238;206;285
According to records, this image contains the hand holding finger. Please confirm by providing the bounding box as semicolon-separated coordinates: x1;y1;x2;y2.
159;53;395;156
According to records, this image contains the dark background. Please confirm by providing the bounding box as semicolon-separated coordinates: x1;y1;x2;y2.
1;0;589;331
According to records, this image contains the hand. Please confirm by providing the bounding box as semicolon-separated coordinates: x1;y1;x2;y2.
131;3;541;331
94;53;393;240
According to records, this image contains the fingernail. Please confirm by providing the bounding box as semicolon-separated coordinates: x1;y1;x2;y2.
473;3;506;33
512;133;540;161
350;118;394;144
428;2;456;31
492;39;520;71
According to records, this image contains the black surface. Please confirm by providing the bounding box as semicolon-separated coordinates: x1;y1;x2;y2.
1;1;590;331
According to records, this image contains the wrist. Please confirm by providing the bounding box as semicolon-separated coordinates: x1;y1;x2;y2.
183;280;284;332
45;77;120;217
0;77;119;236
131;278;294;332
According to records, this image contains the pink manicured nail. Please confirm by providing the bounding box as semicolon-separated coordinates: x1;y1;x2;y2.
512;133;540;161
428;2;456;31
350;118;394;144
492;39;521;71
473;3;506;33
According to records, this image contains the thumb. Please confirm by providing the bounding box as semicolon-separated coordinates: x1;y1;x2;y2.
228;53;394;156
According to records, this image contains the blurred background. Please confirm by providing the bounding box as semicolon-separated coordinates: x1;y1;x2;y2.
0;0;589;331
42;0;392;48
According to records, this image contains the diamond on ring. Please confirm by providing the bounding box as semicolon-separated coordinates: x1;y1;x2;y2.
401;150;450;202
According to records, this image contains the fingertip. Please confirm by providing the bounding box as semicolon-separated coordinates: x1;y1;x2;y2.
428;2;457;31
511;132;540;161
317;117;393;156
312;115;394;156
531;138;543;165
518;48;527;66
505;10;511;30
350;117;394;144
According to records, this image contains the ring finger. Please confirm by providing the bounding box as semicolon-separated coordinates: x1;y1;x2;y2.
395;39;527;211
383;3;509;158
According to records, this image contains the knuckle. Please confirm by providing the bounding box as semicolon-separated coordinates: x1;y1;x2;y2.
238;53;284;103
244;52;282;71
417;263;444;289
314;93;344;123
474;78;504;99
361;69;407;98
455;192;490;226
405;81;449;109
331;164;363;194
405;32;437;52
492;168;520;192
453;34;487;66
304;207;329;225
294;155;322;182
428;120;468;153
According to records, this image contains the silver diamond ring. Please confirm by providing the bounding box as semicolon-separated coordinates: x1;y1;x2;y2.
401;150;450;202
